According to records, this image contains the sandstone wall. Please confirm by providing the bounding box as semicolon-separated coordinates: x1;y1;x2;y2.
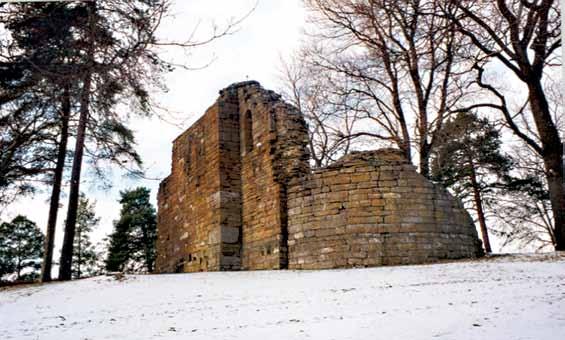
287;149;483;269
156;81;482;274
216;92;243;270
235;84;309;269
156;81;310;273
156;104;224;272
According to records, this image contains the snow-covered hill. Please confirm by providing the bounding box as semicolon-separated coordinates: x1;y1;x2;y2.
1;254;564;340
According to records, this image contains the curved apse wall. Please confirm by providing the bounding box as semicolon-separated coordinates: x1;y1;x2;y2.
287;149;484;269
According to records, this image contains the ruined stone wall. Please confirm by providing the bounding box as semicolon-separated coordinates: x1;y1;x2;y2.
156;81;310;273
216;92;243;270
156;105;224;273
156;81;482;274
287;149;483;269
235;84;309;270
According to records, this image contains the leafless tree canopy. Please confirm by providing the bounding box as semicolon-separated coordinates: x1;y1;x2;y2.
279;55;362;168
287;0;562;250
300;0;477;177
445;0;563;250
491;144;556;251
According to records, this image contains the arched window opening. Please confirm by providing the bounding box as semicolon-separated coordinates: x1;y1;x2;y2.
243;110;253;153
183;138;192;174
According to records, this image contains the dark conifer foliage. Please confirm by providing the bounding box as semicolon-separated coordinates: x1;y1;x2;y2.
72;193;100;279
431;112;513;253
0;1;170;280
0;2;145;281
106;187;156;273
55;0;161;281
445;0;563;251
0;3;80;208
0;215;44;282
2;0;241;281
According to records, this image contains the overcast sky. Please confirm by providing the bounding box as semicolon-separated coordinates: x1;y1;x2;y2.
4;0;307;252
5;0;546;254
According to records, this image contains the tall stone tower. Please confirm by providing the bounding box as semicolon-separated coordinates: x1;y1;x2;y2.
155;81;310;272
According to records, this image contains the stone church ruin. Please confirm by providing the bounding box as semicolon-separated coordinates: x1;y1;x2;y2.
155;81;483;273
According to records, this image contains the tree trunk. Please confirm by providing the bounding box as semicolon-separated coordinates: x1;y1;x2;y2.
77;226;82;279
16;248;22;281
144;234;153;273
41;86;70;283
469;159;492;253
419;143;431;179
546;164;565;250
58;2;95;281
527;80;564;251
419;158;430;179
58;72;91;281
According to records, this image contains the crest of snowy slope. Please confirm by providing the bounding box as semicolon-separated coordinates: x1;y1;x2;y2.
1;254;564;340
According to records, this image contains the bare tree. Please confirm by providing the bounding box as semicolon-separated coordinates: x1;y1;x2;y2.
445;0;563;250
279;54;362;167
491;143;556;251
302;0;475;177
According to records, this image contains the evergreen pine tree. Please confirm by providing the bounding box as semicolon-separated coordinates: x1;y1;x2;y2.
106;187;156;273
72;194;100;279
0;215;44;282
0;2;76;214
431;112;512;254
1;2;143;281
2;0;167;281
2;1;242;280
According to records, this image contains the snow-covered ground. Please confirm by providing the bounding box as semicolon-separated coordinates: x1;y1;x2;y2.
1;254;564;340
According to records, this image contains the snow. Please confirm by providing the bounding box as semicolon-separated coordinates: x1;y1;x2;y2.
1;254;564;340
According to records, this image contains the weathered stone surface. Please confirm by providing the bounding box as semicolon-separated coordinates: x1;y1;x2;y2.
155;81;483;273
287;149;483;269
156;81;309;273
